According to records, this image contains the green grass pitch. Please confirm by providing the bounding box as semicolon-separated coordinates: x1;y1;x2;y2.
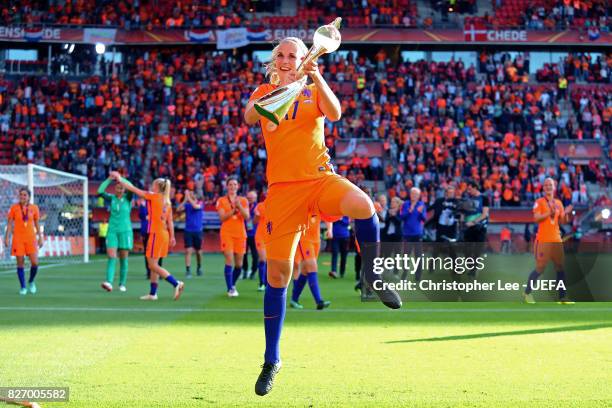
0;253;611;407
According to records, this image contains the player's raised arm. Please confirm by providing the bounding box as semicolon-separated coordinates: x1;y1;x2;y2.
244;99;260;125
97;177;113;199
176;191;187;212
302;58;341;121
245;83;273;125
110;171;147;198
186;191;202;209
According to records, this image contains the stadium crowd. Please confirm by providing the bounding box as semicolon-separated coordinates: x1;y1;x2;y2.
2;48;610;210
3;0;609;31
481;0;612;32
1;0;254;29
518;0;610;32
1;68;163;182
479;51;611;85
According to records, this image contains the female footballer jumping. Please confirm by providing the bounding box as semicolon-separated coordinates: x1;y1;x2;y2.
110;172;184;301
245;36;401;396
98;176;134;292
5;188;43;295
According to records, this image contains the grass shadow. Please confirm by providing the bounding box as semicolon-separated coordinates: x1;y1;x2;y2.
386;323;612;344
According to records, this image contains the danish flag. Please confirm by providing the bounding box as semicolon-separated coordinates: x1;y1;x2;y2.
464;23;487;42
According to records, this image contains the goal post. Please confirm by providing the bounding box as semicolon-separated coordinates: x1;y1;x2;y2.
0;164;90;267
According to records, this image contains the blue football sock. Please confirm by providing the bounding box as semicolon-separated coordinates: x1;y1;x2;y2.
291;274;308;302
264;285;287;364
232;266;242;286
28;265;38;283
150;282;158;296
556;270;567;298
354;215;380;285
165;274;179;287
354;215;380;247
17;267;26;289
223;265;233;291
258;261;266;286
307;272;323;303
525;270;540;294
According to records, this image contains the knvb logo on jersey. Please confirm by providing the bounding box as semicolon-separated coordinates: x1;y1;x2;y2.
302;88;312;98
266;221;273;235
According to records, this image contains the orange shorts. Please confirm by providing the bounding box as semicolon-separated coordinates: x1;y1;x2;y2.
147;231;169;259
12;237;37;257
220;234;246;255
255;231;266;252
295;240;320;263
534;240;564;269
265;174;357;261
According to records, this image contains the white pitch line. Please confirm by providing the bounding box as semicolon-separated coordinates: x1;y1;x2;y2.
0;259;106;275
0;306;610;314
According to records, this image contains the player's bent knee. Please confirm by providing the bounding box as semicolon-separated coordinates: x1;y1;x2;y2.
266;259;292;288
340;191;374;219
302;259;317;273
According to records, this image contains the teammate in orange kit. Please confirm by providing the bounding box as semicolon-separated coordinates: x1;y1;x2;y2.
110;172;184;301
254;199;268;291
216;176;250;297
5;188;44;295
290;214;332;310
524;177;573;304
244;36;401;395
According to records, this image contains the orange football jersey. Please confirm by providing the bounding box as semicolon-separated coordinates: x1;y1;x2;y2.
217;195;248;238
533;197;563;243
249;83;333;185
8;203;39;239
145;192;171;234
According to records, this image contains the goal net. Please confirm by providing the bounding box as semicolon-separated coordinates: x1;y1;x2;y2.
0;164;89;268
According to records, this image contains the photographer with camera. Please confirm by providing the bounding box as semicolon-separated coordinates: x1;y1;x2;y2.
429;185;459;243
462;180;490;277
463;180;490;243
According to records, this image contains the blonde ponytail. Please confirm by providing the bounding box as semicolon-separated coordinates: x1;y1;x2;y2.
163;179;171;206
154;178;172;206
